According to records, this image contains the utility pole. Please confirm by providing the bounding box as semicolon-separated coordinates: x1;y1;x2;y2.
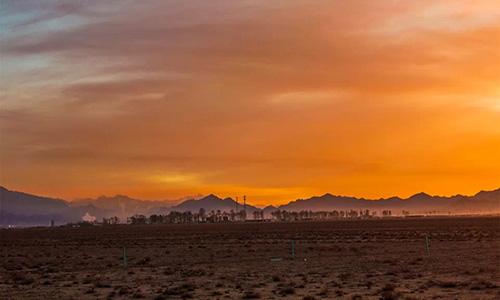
243;195;247;221
235;196;239;221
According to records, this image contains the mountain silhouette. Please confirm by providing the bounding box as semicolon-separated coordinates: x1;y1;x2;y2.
0;186;68;215
0;186;108;226
1;186;499;226
73;195;176;219
173;194;259;213
278;189;500;213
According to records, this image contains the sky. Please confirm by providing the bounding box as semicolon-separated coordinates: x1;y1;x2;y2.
1;0;499;205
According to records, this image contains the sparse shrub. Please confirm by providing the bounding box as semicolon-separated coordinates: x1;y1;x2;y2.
9;272;34;285
163;283;196;297
338;272;352;282
382;259;396;265
278;286;295;296
469;279;497;290
242;290;261;299
163;268;175;276
408;258;423;265
137;256;151;266
349;246;359;253
379;284;400;300
82;277;92;284
181;283;196;291
95;281;112;288
330;280;340;287
379;291;399;300
317;288;329;297
438;281;458;288
107;291;116;299
118;286;130;295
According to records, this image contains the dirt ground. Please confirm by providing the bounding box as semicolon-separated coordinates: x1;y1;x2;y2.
1;217;499;299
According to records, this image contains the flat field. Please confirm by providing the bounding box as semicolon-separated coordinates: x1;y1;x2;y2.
1;217;499;299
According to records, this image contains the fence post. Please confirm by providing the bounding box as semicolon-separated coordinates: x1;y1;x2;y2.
425;234;430;256
123;247;128;267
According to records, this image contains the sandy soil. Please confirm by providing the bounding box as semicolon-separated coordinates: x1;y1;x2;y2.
1;217;499;299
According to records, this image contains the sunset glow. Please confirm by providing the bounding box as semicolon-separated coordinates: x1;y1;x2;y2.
1;1;499;205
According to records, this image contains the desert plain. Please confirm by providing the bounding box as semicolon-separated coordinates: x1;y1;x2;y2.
1;217;499;299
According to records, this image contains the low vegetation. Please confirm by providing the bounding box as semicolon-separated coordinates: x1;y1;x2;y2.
0;217;498;299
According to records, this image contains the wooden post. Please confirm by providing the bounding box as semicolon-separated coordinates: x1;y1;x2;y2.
291;240;295;259
425;234;430;256
123;247;127;267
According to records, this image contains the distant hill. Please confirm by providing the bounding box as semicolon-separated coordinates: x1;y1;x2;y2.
173;194;260;213
262;205;278;218
0;186;68;215
278;189;500;214
0;186;198;226
1;186;498;226
0;186;96;226
72;195;177;220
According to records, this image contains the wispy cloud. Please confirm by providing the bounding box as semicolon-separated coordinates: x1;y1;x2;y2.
1;0;499;202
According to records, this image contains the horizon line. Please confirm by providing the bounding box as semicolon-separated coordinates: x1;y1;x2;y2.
2;185;498;207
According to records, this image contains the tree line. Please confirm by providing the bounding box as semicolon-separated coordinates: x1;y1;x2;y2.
101;208;393;225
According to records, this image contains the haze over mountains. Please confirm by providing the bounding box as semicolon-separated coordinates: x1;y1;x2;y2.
279;191;500;213
73;195;178;220
173;194;260;214
1;186;499;226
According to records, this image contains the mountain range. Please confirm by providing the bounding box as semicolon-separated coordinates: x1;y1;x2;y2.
279;190;500;213
72;195;177;220
1;186;499;226
172;194;260;214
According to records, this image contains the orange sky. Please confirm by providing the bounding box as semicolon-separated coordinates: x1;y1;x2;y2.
1;1;499;205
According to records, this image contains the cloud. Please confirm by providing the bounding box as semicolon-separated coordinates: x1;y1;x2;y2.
269;90;351;106
1;0;499;202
